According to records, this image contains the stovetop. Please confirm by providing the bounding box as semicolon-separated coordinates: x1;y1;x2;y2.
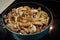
0;1;60;40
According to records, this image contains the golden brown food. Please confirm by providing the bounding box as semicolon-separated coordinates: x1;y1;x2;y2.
4;6;49;34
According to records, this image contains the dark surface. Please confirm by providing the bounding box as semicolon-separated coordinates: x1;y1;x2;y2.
0;0;60;40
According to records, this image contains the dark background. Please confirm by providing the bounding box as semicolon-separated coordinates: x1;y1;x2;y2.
0;0;60;40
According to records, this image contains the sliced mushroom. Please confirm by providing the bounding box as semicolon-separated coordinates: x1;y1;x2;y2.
36;26;40;32
20;30;27;34
19;22;30;27
21;27;29;33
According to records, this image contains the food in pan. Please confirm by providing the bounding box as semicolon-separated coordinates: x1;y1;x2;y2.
4;6;49;34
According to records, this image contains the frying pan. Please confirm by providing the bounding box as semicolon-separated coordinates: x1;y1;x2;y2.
1;2;53;40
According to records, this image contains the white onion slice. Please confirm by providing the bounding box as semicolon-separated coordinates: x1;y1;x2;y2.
31;9;38;13
30;24;36;32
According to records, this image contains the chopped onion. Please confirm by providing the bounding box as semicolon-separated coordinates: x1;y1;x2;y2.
30;23;36;32
31;9;38;13
19;12;23;16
